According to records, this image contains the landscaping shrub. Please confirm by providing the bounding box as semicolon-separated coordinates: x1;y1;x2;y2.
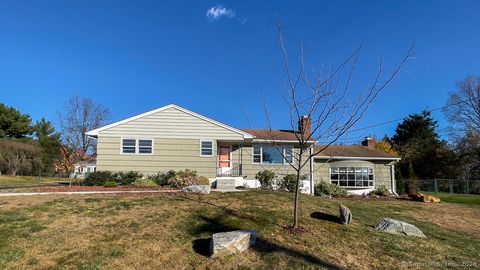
104;181;118;188
314;181;347;197
84;171;117;186
255;170;275;189
167;169;209;187
277;174;302;192
372;185;390;196
396;180;406;195
131;179;158;188
117;171;143;185
149;170;177;186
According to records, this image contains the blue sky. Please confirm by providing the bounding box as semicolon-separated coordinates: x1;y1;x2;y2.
1;0;479;142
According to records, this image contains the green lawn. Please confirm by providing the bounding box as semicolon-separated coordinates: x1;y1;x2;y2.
0;175;68;189
424;192;480;207
0;191;478;269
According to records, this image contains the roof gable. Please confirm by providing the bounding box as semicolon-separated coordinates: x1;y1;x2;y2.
86;104;253;139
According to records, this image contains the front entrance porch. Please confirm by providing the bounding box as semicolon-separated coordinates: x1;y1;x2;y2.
216;142;243;177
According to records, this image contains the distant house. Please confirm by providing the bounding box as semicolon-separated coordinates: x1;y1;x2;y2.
72;162;97;179
86;104;399;194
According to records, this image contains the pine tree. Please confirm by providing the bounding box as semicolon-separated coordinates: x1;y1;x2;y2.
392;110;457;179
0;103;34;138
34;118;62;173
407;161;419;193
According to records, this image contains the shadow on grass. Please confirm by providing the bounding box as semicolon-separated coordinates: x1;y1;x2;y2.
189;212;340;269
192;238;211;257
310;212;340;223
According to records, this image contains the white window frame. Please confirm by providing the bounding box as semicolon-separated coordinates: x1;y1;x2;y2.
329;166;374;188
121;138;154;155
252;145;294;165
200;139;214;157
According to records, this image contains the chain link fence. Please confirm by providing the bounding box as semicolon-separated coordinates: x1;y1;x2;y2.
396;179;480;195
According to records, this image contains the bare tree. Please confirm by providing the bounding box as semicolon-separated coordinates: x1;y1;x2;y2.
259;20;415;229
0;139;42;176
443;76;480;134
58;96;110;154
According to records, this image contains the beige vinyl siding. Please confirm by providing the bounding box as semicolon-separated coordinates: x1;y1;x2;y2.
97;136;217;177
99;107;244;140
313;159;393;190
240;143;311;180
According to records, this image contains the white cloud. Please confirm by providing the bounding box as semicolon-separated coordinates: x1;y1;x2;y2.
206;5;236;21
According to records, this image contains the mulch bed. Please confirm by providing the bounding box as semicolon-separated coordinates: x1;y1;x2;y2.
31;186;179;193
326;194;413;201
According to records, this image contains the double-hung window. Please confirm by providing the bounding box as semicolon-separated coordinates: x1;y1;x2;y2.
122;139;136;154
252;145;294;164
121;139;153;155
200;140;213;157
138;140;153;154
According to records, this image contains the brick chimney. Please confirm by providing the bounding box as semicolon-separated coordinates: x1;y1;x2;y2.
298;116;312;138
361;137;377;148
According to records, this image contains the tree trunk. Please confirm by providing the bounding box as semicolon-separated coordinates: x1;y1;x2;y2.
292;172;301;228
292;151;303;228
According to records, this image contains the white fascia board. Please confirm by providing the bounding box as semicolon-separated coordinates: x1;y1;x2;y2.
314;156;401;161
252;139;316;144
85;104;254;139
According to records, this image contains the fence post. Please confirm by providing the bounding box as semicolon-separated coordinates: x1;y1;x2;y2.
434;179;438;194
449;179;453;195
466;179;469;195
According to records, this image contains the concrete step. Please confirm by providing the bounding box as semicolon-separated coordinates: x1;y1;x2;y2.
216;179;236;189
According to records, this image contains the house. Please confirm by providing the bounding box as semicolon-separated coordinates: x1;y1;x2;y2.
313;139;400;195
72;162;97;179
85;104;399;194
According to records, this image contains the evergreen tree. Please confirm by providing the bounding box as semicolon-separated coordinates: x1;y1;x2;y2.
406;161;419;193
0;103;34;138
34;118;62;173
392;111;458;179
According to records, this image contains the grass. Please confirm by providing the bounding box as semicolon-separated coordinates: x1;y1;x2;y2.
0;175;68;189
424;192;480;206
0;191;478;269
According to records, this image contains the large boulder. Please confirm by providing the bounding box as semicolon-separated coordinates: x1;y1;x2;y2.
210;230;256;258
408;192;440;203
374;218;426;237
182;185;211;194
339;204;352;225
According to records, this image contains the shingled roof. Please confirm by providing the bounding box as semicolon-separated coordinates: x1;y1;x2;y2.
314;145;400;160
241;129;316;142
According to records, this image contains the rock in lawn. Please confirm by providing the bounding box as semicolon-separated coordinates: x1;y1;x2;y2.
182;185;211;194
374;218;426;237
210;230;256;258
419;193;441;203
339;204;352;225
408;192;440;203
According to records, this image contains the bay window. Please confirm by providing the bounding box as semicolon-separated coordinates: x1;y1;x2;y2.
330;166;373;187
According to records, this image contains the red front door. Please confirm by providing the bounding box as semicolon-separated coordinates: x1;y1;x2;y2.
219;146;231;169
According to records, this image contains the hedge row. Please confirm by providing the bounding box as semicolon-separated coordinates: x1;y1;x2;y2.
84;169;209;188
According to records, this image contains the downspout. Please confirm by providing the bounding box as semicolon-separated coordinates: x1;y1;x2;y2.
390;161;399;196
309;146;314;195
